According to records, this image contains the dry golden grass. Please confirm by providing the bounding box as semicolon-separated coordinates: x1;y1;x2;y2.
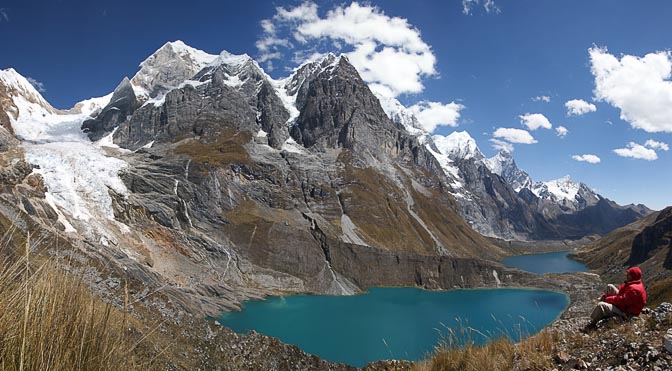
645;276;672;307
414;327;556;371
0;231;142;371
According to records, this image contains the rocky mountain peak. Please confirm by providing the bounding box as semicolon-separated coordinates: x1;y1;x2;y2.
533;175;579;201
284;53;343;99
81;76;139;141
484;150;532;192
527;175;604;212
375;94;424;136
289;53;401;153
0;68;56;118
130;40;217;99
192;50;265;90
432;131;484;162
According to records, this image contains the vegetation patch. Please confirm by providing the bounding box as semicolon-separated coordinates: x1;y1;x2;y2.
0;228;143;370
414;329;555;371
175;129;252;167
646;276;672;306
339;164;435;254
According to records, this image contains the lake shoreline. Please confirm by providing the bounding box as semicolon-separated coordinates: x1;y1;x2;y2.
215;261;601;367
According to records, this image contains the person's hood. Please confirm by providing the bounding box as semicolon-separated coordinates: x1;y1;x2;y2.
627;266;642;280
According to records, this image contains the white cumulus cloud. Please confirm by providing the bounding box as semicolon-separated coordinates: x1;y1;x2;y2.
489;138;514;153
613;142;658;161
493;128;537;144
565;99;596;116
555;126;568;138
532;95;551;103
519;113;552;130
26;77;46;93
645;139;669;151
408;101;464;132
572;154;601;164
590;47;672;133
257;1;436;97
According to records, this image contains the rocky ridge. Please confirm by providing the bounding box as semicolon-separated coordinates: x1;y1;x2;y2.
0;42;511;318
434;130;649;240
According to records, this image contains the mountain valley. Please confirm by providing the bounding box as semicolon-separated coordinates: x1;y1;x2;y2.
0;40;669;368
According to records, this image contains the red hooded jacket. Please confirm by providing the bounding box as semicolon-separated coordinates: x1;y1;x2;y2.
604;267;647;315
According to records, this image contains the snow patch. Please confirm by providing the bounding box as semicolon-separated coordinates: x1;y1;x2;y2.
70;93;113;116
270;77;301;126
140;140;155;149
95;127;120;149
209;50;252;67
340;214;369;246
25;141;128;222
43;192;77;233
375;93;424;135
281;137;305;154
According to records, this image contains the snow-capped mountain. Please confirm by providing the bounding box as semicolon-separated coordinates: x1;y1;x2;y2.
531;176;601;211
483;151;600;211
0;68;56;117
483;150;532;192
371;90;650;240
374;93;425;136
130;40;218;99
433;131;484;162
532;175;581;202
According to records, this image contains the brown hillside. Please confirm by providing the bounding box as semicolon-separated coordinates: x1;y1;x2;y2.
575;206;672;306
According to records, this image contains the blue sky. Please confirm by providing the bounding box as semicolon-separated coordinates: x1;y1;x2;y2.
1;0;671;210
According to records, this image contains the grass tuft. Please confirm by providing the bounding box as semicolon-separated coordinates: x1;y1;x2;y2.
0;229;141;371
414;322;556;371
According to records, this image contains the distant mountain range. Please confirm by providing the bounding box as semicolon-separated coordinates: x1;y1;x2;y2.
380;97;651;240
0;41;654;314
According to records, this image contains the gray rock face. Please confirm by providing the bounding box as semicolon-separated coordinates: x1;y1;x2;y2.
114;79;257;150
116;55;292;151
0;126;16;152
130;41;215;99
256;82;290;148
485;150;532;192
193;57;291;149
291;57;398;152
450;157;556;240
82;77;139;141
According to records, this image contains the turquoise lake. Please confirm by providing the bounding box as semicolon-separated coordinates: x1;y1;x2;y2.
501;250;588;274
219;287;569;367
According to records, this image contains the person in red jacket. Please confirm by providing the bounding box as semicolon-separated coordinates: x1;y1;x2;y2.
585;266;647;330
